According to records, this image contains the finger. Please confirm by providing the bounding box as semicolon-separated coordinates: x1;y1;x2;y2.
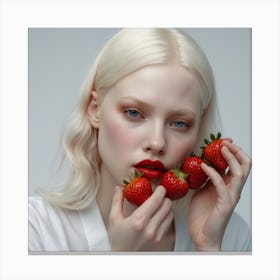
222;141;252;170
201;163;230;200
146;197;173;235
132;185;166;223
221;145;250;202
221;144;252;183
155;211;174;242
223;137;233;143
221;145;243;177
109;186;124;223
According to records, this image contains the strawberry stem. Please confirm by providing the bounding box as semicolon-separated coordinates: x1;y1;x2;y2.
123;180;129;185
172;168;188;181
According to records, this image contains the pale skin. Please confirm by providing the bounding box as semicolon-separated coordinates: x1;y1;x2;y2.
88;63;252;251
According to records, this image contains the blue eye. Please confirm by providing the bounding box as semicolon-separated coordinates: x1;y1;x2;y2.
172;120;188;128
125;109;142;119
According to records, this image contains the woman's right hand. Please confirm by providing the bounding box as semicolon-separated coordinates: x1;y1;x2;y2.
108;185;174;251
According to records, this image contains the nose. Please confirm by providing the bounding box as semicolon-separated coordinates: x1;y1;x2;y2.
143;120;166;156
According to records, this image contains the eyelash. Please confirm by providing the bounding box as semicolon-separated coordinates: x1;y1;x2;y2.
171;120;190;129
124;109;144;120
123;108;190;130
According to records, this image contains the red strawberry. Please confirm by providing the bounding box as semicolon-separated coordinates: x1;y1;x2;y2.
201;132;228;174
123;170;153;206
160;169;188;200
182;155;208;189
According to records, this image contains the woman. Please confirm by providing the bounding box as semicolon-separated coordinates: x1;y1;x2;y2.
29;28;252;252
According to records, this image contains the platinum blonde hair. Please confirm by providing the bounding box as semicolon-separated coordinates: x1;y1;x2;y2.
41;28;221;210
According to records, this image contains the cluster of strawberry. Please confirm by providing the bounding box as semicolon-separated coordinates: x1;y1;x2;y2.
123;132;228;206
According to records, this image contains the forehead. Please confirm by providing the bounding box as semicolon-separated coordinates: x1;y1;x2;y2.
104;63;204;112
117;64;201;92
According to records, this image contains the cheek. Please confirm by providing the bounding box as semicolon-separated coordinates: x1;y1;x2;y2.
172;118;202;162
168;134;198;165
174;141;194;161
99;117;138;152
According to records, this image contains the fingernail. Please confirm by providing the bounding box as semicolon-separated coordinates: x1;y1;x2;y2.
158;185;166;194
222;146;229;152
201;162;207;169
223;138;233;144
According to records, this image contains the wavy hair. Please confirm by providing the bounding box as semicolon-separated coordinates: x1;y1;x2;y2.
40;28;221;211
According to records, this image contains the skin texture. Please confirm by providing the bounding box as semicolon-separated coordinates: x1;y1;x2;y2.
87;63;252;251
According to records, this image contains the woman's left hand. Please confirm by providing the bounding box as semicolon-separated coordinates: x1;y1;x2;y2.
187;140;252;251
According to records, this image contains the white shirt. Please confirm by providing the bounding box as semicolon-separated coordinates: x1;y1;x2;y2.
28;195;251;252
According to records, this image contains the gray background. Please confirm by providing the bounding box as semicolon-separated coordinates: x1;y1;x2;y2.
28;28;251;228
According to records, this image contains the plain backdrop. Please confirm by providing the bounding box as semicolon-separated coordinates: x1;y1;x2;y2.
28;28;251;228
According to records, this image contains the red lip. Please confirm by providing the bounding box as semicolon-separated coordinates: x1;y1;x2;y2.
134;160;166;180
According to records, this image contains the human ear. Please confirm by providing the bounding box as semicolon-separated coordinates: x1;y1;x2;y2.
87;91;100;128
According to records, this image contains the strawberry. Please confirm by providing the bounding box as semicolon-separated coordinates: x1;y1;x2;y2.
201;132;228;174
182;155;208;189
160;169;188;200
123;170;153;206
